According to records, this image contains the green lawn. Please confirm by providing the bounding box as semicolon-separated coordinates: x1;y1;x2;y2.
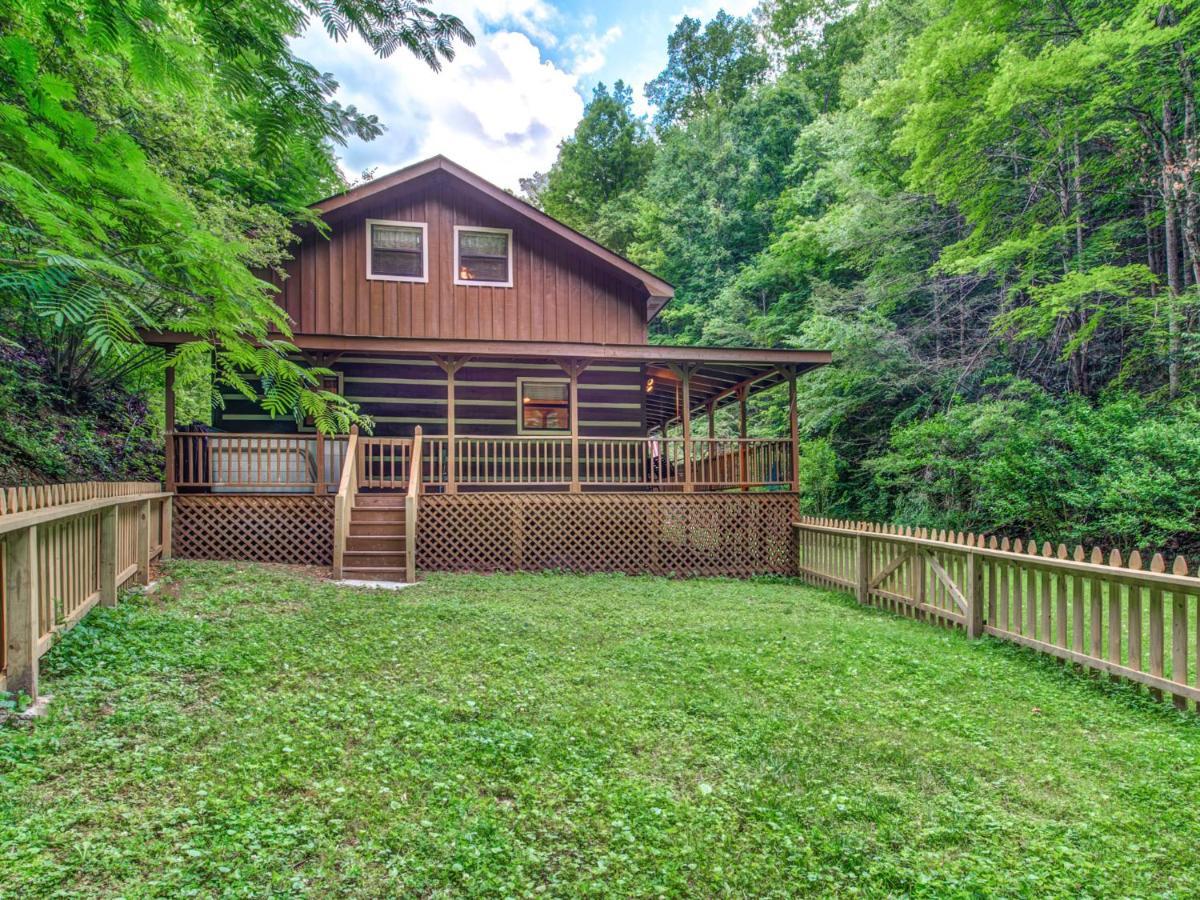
3;564;1200;897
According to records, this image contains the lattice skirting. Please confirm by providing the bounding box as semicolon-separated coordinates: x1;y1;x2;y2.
174;495;333;566
417;492;798;578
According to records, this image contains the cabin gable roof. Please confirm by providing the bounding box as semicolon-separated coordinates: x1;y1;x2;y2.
312;155;674;321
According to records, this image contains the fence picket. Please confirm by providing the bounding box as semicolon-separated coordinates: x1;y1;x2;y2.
1;482;170;702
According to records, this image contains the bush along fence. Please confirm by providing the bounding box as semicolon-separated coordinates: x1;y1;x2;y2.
793;517;1200;711
2;481;171;704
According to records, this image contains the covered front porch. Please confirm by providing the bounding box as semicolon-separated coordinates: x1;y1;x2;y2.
157;336;828;580
162;337;829;495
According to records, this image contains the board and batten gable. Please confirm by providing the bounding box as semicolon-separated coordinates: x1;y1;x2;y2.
270;171;651;344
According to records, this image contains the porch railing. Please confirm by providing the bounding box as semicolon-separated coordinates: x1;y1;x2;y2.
409;435;793;490
358;436;413;490
168;432;348;493
172;432;795;494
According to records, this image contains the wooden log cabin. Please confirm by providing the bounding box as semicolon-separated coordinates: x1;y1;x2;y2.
147;156;830;580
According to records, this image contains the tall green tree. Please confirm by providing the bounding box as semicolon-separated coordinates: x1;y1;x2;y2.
0;0;472;431
644;11;769;129
526;81;653;254
534;0;1200;548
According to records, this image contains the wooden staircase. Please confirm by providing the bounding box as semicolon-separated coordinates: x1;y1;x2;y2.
333;427;421;583
342;494;410;580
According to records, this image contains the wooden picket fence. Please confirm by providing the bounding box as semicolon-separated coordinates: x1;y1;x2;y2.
1;481;171;703
0;481;162;514
794;517;1200;710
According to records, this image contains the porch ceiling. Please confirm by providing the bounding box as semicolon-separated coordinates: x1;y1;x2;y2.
642;361;795;432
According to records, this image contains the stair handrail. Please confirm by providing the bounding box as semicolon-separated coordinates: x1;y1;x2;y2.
404;425;422;583
332;425;359;579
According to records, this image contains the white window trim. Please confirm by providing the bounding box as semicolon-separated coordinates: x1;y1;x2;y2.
454;225;514;288
516;376;571;435
365;219;428;283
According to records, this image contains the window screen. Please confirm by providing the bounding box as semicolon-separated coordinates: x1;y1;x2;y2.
520;380;569;432
457;229;510;284
370;223;424;279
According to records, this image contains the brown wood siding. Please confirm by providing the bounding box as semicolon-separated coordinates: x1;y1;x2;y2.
214;356;647;438
272;174;648;344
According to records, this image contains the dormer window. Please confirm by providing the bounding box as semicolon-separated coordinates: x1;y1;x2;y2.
455;226;512;287
366;220;427;282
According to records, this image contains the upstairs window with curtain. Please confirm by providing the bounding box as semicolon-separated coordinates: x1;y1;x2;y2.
366;220;427;282
455;227;512;286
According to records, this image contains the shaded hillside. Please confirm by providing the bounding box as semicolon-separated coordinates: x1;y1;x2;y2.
0;342;161;486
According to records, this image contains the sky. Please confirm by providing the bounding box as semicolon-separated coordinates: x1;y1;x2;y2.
291;0;757;191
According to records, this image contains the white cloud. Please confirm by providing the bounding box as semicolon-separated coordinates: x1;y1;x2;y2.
565;25;622;77
416;31;584;183
292;3;614;189
468;0;560;46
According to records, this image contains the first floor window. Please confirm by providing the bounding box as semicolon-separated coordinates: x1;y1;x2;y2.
518;378;569;433
367;220;426;281
455;226;512;286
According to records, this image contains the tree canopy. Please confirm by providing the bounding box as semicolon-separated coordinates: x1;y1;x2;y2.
520;81;653;255
0;0;471;431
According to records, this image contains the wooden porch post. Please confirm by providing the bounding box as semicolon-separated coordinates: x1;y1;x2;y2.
674;364;695;493
737;385;748;491
557;358;589;492
787;366;800;493
164;357;176;492
706;402;715;438
433;356;467;494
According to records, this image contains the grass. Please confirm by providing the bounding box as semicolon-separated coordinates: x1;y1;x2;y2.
2;563;1200;897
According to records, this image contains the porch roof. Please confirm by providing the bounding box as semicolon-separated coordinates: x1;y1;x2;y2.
144;331;831;432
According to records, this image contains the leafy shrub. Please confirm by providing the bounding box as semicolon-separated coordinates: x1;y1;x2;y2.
797;437;838;515
864;381;1200;553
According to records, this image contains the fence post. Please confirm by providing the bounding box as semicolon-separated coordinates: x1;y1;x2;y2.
135;500;151;585
790;522;800;577
100;504;119;607
855;531;868;604
160;495;173;560
966;550;983;638
4;525;39;700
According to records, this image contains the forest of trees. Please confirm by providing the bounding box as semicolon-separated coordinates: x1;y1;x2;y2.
524;0;1200;552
